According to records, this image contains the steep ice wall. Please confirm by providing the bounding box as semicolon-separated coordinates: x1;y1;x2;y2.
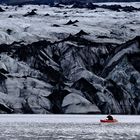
0;34;140;114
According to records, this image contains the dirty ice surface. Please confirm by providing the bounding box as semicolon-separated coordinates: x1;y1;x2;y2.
0;115;139;140
0;3;140;44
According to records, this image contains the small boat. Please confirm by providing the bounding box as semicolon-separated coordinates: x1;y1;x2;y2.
100;119;118;123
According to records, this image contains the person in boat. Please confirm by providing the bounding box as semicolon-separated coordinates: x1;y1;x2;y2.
106;115;114;120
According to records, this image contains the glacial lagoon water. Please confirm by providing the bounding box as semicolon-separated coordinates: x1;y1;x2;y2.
0;115;139;140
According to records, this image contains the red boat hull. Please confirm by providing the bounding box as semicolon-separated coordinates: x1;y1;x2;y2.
100;119;118;123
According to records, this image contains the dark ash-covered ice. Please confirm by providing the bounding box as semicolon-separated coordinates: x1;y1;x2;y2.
0;33;140;114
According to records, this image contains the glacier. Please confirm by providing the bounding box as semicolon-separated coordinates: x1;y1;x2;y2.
0;3;140;114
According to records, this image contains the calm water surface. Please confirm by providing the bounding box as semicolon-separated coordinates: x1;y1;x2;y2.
0;115;139;140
